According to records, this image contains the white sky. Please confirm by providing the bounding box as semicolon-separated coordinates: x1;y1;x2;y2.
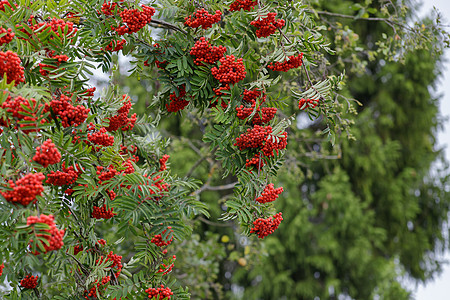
414;0;450;299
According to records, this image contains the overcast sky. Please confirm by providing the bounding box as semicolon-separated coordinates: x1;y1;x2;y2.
414;0;450;299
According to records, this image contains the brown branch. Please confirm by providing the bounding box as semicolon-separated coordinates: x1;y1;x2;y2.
149;19;188;35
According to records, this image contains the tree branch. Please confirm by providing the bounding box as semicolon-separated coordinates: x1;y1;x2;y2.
149;19;188;35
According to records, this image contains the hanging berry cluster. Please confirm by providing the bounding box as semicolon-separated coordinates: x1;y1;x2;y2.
250;13;285;38
2;95;46;132
39;51;69;76
87;125;115;150
157;255;176;275
159;154;170;171
298;98;319;110
105;95;136;131
0;27;14;46
255;184;283;203
46;162;82;186
27;214;65;255
190;37;227;66
268;53;304;72
0;263;4;277
32;139;62;168
1;173;45;206
50;94;90;128
145;285;173;300
0;50;25;85
236;89;277;125
229;0;258;11
113;5;155;35
16;16;77;44
104;39;126;52
166;85;189;112
211;55;246;85
92;204;116;219
20;274;38;289
234;125;287;157
151;227;173;247
184;9;222;29
250;212;283;239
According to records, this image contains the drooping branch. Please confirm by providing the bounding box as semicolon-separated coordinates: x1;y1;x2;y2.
149;19;188;35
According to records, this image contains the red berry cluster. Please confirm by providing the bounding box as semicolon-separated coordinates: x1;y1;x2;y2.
122;158;135;174
261;131;287;157
229;0;258;11
268;53;303;72
234;125;271;150
85;276;110;299
114;5;155;35
249;212;283;239
73;244;83;255
250;13;285;38
190;37;227;66
0;27;14;46
159;154;170;171
166;86;189;112
0;263;4;277
184;9;222;29
255;183;283;204
46;162;82;186
50;94;90;127
20;274;38;289
2;95;46;132
0;51;25;85
32;139;61;168
101;1;118;15
1;173;45;206
145;285;173;299
236;90;276;125
245;153;264;169
97;165;118;184
142;174;169;203
92;204;116;219
157;255;176;275
27;214;65;254
298;98;319;110
151;227;173;247
17;17;77;43
0;0;16;11
87;126;115;149
211;55;246;85
210;85;230;109
96;251;123;277
104;39;126;52
105;95;136;131
39;51;69;76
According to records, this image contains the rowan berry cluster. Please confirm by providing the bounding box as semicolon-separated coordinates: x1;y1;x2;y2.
46;162;82;186
151;227;173;247
20;274;38;289
211;85;230;109
114;5;155;35
1;173;45;206
229;0;258;11
95;251;123;277
0;27;14;46
50;94;90;127
249;212;283;239
166;86;189;112
39;51;69;76
236;90;277;125
234;125;271;150
184;9;222;29
27;214;65;254
245;153;264;169
73;244;83;255
142;174;169;202
104;39;126;52
105;95;136;131
250;13;285;38
145;285;173;299
157;255;176;275
84;275;111;299
211;55;246;85
255;184;283;203
0;50;25;85
159;154;170;171
87;127;115;149
298;98;319;110
92;204;116;219
189;37;227;66
261;131;287;157
268;53;304;72
17;16;77;43
0;0;16;11
0;263;4;277
101;1;118;16
2;95;46;132
32;139;61;168
97;165;118;184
